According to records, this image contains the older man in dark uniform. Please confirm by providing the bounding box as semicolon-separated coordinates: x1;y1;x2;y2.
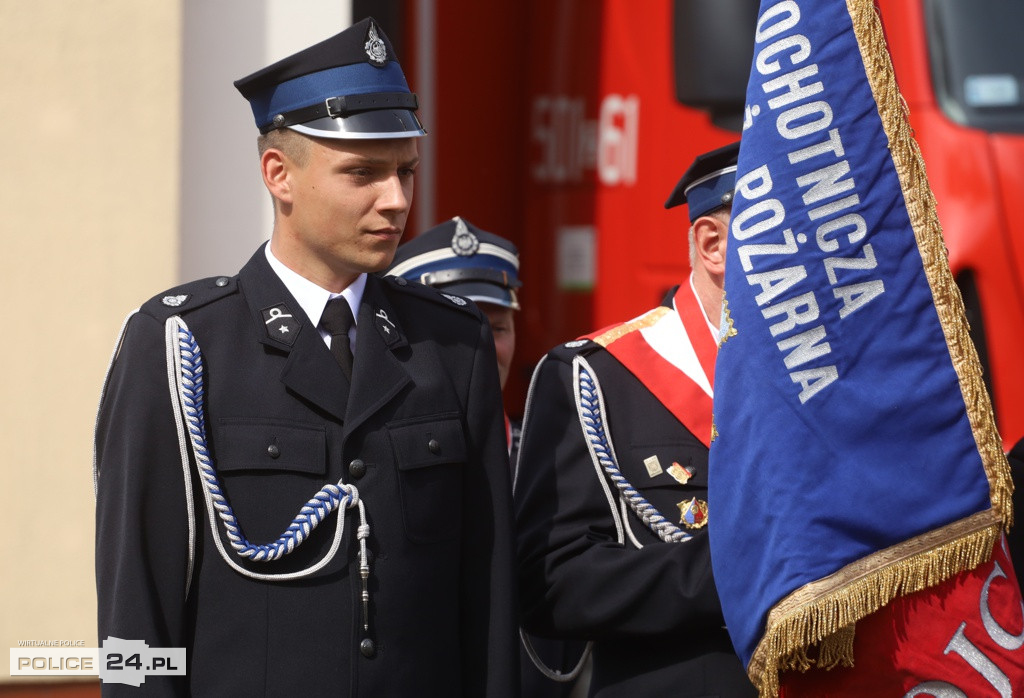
514;142;757;697
94;18;518;697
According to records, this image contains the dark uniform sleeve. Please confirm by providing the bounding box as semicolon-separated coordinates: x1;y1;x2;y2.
459;318;520;696
514;353;723;642
1007;437;1024;584
95;312;191;697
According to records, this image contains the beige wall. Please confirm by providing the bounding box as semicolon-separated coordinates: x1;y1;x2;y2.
0;0;181;679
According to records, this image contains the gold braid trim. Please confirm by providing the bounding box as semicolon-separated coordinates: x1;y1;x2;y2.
591;307;671;347
749;510;1001;697
847;0;1013;527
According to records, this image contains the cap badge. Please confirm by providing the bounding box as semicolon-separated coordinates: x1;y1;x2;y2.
678;497;708;529
364;22;388;67
162;295;189;307
450;217;480;257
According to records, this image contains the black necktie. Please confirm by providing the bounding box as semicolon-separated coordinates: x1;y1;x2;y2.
320;298;355;380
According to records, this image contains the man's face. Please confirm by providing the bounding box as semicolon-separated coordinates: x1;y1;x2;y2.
280;136;419;289
478;303;516;390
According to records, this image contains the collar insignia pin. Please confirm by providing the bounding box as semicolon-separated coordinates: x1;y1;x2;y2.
260;304;300;346
374;307;403;347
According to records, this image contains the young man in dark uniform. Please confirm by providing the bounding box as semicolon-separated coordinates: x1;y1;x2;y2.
513;142;757;697
94;19;518;697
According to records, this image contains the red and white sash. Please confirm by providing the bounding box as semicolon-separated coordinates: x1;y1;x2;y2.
585;280;717;447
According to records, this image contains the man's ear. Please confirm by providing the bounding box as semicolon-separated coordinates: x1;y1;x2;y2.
261;148;293;205
693;212;728;277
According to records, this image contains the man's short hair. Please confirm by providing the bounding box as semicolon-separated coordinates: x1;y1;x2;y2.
257;128;311;166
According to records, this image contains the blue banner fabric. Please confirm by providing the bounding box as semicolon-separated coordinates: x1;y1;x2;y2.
708;0;1009;694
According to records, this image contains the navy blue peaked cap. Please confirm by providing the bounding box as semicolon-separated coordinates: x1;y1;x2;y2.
234;17;425;139
665;141;741;222
386;217;522;310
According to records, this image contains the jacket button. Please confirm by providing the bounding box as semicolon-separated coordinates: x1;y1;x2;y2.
215;276;230;287
427;439;441;454
395;277;408;286
349;459;367;479
267;444;280;459
359;638;376;658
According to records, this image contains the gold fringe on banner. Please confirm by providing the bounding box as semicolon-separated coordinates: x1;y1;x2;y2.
742;2;1016;694
750;511;1001;696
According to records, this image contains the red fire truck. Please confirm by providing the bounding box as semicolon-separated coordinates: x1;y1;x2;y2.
396;0;1024;447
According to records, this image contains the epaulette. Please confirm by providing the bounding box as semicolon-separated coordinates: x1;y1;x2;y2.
548;337;602;363
139;274;239;320
380;274;483;320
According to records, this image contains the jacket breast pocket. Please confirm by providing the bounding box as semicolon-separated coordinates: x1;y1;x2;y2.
212;419;328;542
388;414;466;544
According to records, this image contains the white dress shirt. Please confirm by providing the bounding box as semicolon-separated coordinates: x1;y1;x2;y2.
264;243;365;350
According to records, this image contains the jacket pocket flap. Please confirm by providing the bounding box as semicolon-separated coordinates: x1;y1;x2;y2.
215;419;327;475
389;415;467;471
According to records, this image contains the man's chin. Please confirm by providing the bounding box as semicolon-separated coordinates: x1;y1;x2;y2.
364;251;399;275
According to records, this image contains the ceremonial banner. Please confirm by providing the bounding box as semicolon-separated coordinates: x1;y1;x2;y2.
707;0;1019;695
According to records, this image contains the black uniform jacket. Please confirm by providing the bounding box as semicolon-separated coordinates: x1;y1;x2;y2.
513;298;756;697
95;246;518;697
1006;437;1024;583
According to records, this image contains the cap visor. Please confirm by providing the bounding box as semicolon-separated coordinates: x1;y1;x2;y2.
290;109;426;139
443;281;518;310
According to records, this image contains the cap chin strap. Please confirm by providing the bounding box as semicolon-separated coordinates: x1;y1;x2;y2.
419;266;521;289
262;91;419;133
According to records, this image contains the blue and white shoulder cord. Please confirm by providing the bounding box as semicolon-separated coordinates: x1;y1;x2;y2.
514;354;695;683
572;355;692;546
165;316;371;626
